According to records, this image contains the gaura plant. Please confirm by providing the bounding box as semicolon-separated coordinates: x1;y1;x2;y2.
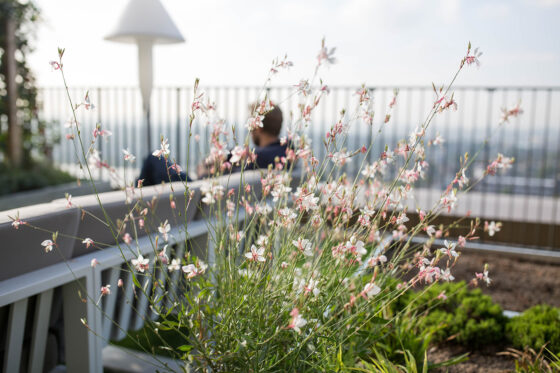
13;40;522;371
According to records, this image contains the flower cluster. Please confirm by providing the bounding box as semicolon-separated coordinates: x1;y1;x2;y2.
27;40;522;371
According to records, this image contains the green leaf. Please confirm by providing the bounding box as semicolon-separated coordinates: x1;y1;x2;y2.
177;344;192;352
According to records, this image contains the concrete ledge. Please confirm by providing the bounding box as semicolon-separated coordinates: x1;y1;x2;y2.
0;181;113;211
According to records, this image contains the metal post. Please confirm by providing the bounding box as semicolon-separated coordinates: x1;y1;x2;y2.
480;88;494;220
97;87;103;180
176;87;182;166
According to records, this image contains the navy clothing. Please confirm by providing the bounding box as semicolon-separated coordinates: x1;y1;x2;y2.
231;141;288;173
138;155;190;186
254;141;289;169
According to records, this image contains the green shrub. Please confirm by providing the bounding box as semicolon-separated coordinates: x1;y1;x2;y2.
112;317;191;359
405;281;506;349
507;305;560;354
0;161;75;196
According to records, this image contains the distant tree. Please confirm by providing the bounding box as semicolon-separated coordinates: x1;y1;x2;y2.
0;0;42;168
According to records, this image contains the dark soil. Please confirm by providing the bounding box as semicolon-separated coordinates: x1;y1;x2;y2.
429;345;515;373
450;250;560;312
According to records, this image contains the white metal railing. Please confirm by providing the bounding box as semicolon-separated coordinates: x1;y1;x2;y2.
0;220;222;372
37;85;560;248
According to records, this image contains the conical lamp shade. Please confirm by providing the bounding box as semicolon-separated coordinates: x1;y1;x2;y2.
105;0;185;44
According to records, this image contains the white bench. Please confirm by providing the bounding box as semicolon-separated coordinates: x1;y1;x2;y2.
0;171;264;372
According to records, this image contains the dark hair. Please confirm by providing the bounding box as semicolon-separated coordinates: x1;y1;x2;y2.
261;106;283;137
249;103;283;137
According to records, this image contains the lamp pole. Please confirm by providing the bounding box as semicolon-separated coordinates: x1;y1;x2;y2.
138;39;153;151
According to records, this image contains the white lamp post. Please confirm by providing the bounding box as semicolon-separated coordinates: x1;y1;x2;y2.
105;0;185;155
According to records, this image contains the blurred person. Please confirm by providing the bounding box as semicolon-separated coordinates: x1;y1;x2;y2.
197;104;289;178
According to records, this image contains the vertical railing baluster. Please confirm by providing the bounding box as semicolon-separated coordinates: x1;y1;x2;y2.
3;298;28;373
538;89;552;228
495;89;508;214
176;87;182;168
29;289;54;373
63;274;102;372
549;90;560;249
480;88;494;220
96;87;103;180
166;242;186;309
521;89;538;242
467;89;479;215
233;86;240;146
508;89;523;219
455;88;466;188
114;265;135;341
102;267;121;342
133;254;154;331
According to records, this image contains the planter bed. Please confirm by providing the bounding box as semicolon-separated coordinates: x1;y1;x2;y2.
430;345;515;373
449;250;560;311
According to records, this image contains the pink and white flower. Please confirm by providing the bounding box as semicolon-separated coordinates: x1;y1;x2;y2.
132;255;149;272
317;39;336;66
123;233;132;245
123;149;136;162
302;278;320;297
83;238;94;248
49;61;61;70
440;190;458;213
245;245;266;262
361;283;381;298
229;146;246;164
11;218;25;229
158;220;171;242
345;236;367;260
92;127;112;139
82;92;95;110
441;268;455;281
158;245;169;264
330;151;351;167
100;285;111;296
152;138;170;158
168;258;181;272
475;266;491;286
501;103;523;124
182;261;208;279
439;240;459;259
246;115;263;131
425;225;436;237
288;308;307;333
292;238;313;257
201;183;225;205
367;255;387;267
485;221;502;237
462;43;482;68
65;194;73;208
41;239;54;253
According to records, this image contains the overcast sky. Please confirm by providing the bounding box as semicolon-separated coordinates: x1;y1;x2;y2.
29;0;560;88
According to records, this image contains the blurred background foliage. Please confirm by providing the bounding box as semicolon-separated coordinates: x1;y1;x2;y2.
0;0;71;196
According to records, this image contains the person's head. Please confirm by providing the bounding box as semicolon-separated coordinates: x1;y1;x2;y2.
250;104;283;147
